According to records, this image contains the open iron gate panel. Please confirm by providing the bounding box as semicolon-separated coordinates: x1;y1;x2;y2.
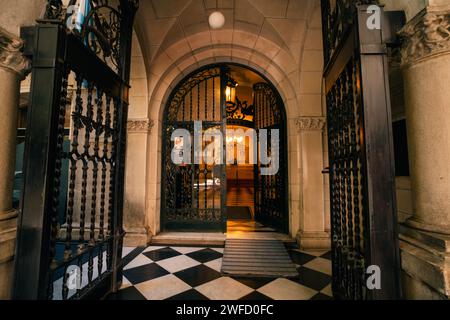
253;83;288;234
162;66;227;232
321;1;402;300
13;0;137;300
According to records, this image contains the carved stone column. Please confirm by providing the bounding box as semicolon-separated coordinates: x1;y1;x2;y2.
294;117;330;250
399;5;450;299
123;119;154;246
0;27;31;299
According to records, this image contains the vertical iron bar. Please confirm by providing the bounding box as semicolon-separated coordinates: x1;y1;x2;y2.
220;67;228;232
65;75;83;258
80;84;95;246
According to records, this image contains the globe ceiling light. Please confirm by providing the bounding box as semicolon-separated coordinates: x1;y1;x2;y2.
209;11;226;30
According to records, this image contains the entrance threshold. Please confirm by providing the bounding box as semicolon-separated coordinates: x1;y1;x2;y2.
150;231;295;247
151;232;226;247
227;220;295;244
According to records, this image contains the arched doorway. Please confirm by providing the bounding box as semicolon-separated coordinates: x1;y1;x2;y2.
160;64;288;234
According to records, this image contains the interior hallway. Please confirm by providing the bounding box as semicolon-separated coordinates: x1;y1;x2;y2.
225;184;291;241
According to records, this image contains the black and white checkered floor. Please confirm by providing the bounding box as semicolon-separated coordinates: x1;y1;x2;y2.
107;245;333;300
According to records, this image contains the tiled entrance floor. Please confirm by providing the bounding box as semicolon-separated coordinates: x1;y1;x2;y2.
107;245;332;300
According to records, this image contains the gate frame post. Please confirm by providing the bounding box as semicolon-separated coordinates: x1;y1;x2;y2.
111;0;139;293
12;22;67;300
322;2;403;300
356;5;402;300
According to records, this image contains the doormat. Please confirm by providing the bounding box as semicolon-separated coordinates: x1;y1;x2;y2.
221;239;299;278
226;206;252;220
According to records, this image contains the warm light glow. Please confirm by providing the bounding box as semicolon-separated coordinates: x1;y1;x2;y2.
208;11;226;29
226;87;231;101
226;135;244;144
226;85;237;102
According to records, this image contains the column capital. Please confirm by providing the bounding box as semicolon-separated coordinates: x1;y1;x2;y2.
295;116;326;132
399;5;450;67
0;27;31;79
127;119;155;134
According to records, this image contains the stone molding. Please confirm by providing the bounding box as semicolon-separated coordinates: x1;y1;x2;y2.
0;27;31;79
295;117;326;132
0;209;18;221
399;6;450;67
127;119;154;134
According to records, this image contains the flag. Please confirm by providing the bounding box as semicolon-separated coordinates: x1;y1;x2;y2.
75;0;91;32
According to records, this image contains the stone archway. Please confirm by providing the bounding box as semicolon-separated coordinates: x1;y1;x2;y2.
158;63;290;234
144;46;301;239
124;0;330;250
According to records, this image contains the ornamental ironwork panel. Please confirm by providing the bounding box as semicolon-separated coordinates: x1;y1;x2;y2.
321;0;374;66
226;97;255;128
327;54;367;300
14;0;137;300
43;0;137;74
321;1;402;300
162;66;227;231
253;83;288;233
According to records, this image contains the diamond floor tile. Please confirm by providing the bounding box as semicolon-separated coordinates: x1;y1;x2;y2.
257;278;318;300
303;257;332;276
123;263;170;285
135;274;191;300
296;266;332;291
124;254;153;270
186;248;223;263
143;247;182;262
166;289;209;301
156;254;201;273
195;277;254;300
174;264;222;288
240;291;273;301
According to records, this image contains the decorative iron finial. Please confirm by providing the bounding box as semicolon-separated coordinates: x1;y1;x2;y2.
44;0;64;20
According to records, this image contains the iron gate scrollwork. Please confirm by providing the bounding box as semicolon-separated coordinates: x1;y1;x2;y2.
253;83;288;233
321;0;402;299
14;0;138;300
162;66;227;231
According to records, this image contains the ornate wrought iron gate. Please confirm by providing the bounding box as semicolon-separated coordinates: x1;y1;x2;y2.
253;83;288;233
162;66;227;231
321;0;402;299
162;66;288;233
13;0;137;300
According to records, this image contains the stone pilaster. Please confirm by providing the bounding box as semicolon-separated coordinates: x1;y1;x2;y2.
127;119;155;134
294;117;330;250
124;119;154;246
399;5;450;300
0;26;31;299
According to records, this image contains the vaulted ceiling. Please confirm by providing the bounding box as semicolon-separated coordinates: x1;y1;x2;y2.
134;0;319;67
131;0;324;121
